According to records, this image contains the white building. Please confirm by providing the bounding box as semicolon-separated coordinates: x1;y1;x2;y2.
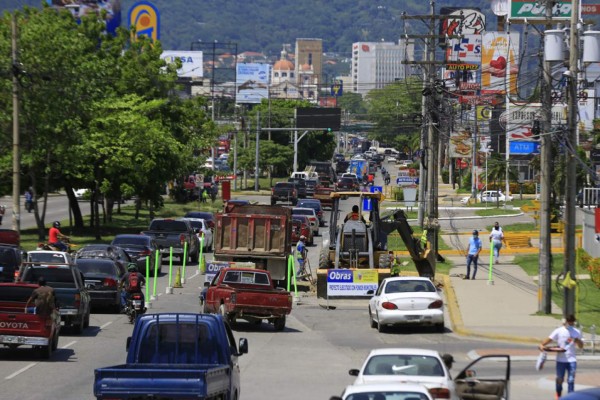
351;40;414;96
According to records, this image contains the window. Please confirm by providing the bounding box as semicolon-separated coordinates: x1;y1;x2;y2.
282;72;287;77
274;72;279;77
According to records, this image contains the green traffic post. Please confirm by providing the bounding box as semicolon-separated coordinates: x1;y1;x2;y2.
153;250;159;298
199;237;204;273
488;244;494;285
145;256;150;301
290;255;298;297
182;241;188;282
168;247;173;288
286;255;292;291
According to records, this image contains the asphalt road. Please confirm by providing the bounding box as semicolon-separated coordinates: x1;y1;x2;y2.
0;179;590;399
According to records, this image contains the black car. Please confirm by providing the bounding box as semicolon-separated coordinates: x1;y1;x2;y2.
0;245;23;282
75;258;124;312
111;234;161;275
334;153;345;162
184;211;215;230
271;182;298;205
288;177;307;198
74;244;133;274
336;177;359;191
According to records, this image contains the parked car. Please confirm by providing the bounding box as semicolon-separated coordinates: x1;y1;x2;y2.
332;382;434;400
349;348;511;400
75;258;124;312
181;217;214;252
74;244;133;274
111;234;161;274
368;276;444;333
184;211;215;230
478;190;513;203
292;216;314;246
292;207;319;236
297;199;325;227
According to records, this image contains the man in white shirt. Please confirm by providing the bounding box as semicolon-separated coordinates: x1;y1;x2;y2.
539;314;584;398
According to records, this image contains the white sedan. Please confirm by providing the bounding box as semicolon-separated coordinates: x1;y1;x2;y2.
349;348;511;400
368;276;444;332
180;217;213;252
332;382;433;400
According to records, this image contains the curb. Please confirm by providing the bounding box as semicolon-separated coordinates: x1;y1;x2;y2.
443;274;540;345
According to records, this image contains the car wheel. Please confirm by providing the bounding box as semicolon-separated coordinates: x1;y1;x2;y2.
51;331;58;351
369;307;377;329
436;322;445;333
74;315;84;335
219;304;234;324
376;313;385;333
38;344;52;359
273;316;286;331
84;310;90;328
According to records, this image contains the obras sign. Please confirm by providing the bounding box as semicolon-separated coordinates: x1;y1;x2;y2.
510;0;572;20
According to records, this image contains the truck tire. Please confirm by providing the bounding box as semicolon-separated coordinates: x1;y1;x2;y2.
84;310;90;328
273;316;286;331
191;247;199;263
378;253;392;269
51;331;58;351
318;248;331;269
219;304;234;324
74;315;85;334
38;344;52;359
270;198;276;206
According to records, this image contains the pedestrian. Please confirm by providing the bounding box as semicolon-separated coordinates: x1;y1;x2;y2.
24;277;56;315
24;188;33;213
0;205;5;225
489;221;505;264
465;230;482;280
538;314;584;398
295;235;307;280
390;253;401;277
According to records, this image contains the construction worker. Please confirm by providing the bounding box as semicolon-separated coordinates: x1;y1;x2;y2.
344;205;366;223
420;229;428;250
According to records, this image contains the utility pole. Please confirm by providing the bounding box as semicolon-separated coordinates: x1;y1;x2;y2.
11;14;20;233
255;111;260;192
539;1;554;314
564;0;580;317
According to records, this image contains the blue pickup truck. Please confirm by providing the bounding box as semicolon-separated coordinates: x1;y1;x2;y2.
94;313;248;400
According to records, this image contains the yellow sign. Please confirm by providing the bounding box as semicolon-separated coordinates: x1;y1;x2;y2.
522;204;540;213
128;1;160;42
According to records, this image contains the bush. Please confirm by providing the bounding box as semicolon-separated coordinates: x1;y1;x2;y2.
441;168;449;184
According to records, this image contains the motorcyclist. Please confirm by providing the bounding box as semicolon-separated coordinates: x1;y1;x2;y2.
120;264;146;313
48;221;69;252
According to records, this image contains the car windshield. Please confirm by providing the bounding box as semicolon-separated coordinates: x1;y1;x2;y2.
384;280;436;293
364;354;444;377
184;219;205;230
293;209;313;216
298;202;319;210
76;260;118;276
113;236;149;246
28;252;67;263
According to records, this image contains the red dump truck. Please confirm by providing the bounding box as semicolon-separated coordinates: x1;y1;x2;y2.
0;283;61;358
213;204;292;285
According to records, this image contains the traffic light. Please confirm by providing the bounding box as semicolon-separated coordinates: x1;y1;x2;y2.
321;128;332;139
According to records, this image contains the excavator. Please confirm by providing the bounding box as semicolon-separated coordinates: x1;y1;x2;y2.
316;191;437;297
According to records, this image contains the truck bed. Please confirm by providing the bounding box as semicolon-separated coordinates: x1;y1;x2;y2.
228;286;291;317
94;364;230;399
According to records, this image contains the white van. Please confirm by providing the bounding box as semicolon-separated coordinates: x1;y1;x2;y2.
291;171;318;180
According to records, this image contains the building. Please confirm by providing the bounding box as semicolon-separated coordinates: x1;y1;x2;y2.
295;38;323;103
351;40;414;97
271;45;300;99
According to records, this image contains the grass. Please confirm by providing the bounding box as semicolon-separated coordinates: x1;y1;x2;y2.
475;209;521;217
513;253;600;332
494;222;538;232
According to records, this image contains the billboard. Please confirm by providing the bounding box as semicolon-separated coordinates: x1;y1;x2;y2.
506;103;566;142
439;8;486;46
236;63;270;104
481;32;520;95
296;108;342;131
161;51;203;78
128;1;160;42
510;0;572;20
326;269;378;297
449;127;473;158
46;0;121;36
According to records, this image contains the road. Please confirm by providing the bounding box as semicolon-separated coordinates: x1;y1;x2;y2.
0;177;591;399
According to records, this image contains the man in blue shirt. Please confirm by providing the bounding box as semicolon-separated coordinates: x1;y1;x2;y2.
296;236;307;280
465;230;482;280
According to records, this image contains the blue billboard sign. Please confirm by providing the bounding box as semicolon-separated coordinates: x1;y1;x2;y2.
509;141;539;154
47;0;122;36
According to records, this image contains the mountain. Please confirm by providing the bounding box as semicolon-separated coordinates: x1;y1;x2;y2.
0;0;499;56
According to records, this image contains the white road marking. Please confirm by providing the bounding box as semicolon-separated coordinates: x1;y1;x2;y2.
5;363;37;380
60;340;77;349
99;321;112;330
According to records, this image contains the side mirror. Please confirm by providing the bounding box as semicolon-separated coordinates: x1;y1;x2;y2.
348;368;359;376
238;337;248;355
126;336;131;351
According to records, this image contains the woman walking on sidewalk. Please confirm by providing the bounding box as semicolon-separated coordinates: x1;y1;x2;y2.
489;221;505;264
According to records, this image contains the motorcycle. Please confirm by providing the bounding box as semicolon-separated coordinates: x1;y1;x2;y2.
125;292;145;324
37;237;77;253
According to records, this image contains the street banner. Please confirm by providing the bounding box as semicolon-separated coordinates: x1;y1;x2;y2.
204;261;230;286
326;269;378;296
481;32;520;95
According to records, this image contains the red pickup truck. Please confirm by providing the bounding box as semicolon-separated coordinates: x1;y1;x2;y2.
203;267;292;331
0;283;61;358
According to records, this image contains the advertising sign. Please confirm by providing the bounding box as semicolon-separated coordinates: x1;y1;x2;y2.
578;89;595;132
396;176;419;186
510;141;540;154
204;261;230;286
481;32;520;95
161;51;203;78
510;0;572;20
236;63;270;104
128;1;160;42
47;0;122;36
326;269;378;297
439;8;486;46
507;103;567;141
449;127;473;158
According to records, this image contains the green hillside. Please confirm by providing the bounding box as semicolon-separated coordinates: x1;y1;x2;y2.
0;0;498;55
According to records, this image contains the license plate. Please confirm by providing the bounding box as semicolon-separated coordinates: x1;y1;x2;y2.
132;300;142;306
406;315;421;320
